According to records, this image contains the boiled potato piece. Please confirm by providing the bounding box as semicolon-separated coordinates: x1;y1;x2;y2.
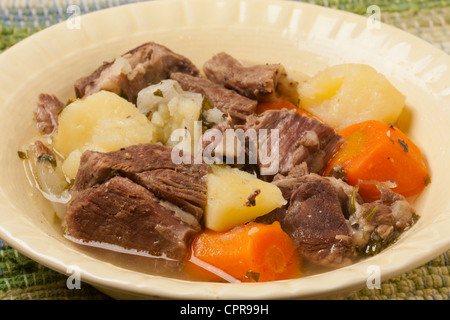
53;90;154;179
299;64;406;130
205;165;287;232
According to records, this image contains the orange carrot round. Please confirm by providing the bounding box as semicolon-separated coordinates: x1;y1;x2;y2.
324;120;430;201
187;221;301;282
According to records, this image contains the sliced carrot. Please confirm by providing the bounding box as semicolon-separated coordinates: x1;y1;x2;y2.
324;120;430;201
186;221;301;282
256;98;322;122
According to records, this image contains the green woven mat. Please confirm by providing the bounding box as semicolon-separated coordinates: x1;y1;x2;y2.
1;0;450;300
0;240;110;300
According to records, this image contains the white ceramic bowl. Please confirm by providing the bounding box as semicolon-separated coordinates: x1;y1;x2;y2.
0;0;449;299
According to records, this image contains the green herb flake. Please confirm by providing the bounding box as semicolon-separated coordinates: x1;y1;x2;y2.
65;98;77;106
424;174;431;186
64;179;75;191
106;169;119;180
17;150;28;160
119;89;128;100
245;270;260;282
349;186;359;215
153;89;164;97
362;205;378;222
328;165;347;180
38;153;57;168
411;213;420;225
202;96;213;111
200;96;216;129
398;139;409;152
361;237;386;256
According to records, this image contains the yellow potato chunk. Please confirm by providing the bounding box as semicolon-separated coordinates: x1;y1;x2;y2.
53;91;154;179
204;165;287;232
299;64;406;130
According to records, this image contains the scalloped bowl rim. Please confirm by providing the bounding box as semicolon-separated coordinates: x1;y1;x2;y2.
0;0;449;299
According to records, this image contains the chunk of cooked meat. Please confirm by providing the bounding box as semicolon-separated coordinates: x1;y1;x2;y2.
255;163;309;226
272;162;309;200
203;52;299;103
132;169;206;220
258;164;353;224
170;72;257;124
282;174;355;267
74;42;200;103
258;168;418;266
33;93;64;135
325;174;361;220
72;143;208;220
66;143;209;260
65;176;201;260
349;187;417;252
242;109;344;179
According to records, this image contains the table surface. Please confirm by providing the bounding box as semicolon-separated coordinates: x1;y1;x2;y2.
1;0;449;300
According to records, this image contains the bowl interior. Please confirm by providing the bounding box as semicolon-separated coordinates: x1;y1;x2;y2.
0;0;449;299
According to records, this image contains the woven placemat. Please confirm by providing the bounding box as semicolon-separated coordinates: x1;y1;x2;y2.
1;0;450;54
1;0;449;300
0;240;110;300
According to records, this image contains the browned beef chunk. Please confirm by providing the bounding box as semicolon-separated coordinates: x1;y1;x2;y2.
33;93;64;135
72;143;208;220
255;163;309;225
272;162;309;200
349;187;416;254
242;110;344;179
282;174;355;267
132;169;206;220
203;52;299;103
259;167;417;266
259;164;355;224
65;176;200;260
74;42;200;103
66;143;209;260
325;174;361;220
170;72;257;123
